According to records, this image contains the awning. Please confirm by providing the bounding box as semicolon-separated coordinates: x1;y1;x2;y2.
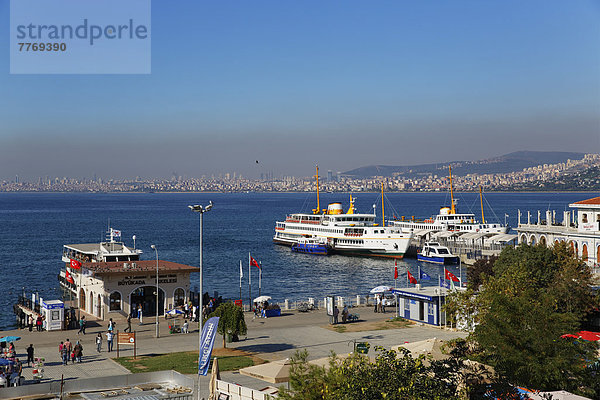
458;232;489;241
487;233;517;243
411;229;432;238
431;231;459;239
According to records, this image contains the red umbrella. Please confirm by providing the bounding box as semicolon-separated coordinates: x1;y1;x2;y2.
560;331;600;341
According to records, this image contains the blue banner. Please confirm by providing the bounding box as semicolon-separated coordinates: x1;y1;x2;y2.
420;271;431;280
439;277;450;289
198;316;220;376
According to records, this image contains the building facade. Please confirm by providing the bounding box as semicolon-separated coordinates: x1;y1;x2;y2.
516;196;600;268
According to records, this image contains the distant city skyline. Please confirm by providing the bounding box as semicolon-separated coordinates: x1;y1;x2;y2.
1;1;598;180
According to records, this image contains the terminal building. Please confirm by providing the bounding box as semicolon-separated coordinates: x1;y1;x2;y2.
516;196;600;268
59;229;198;321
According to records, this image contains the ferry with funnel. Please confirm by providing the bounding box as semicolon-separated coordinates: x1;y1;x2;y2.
390;167;508;235
274;166;413;259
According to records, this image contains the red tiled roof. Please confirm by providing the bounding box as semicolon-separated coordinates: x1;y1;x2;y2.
572;197;600;205
82;260;198;275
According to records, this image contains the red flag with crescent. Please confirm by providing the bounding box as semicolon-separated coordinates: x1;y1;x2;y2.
70;259;82;270
407;270;417;284
250;256;260;269
445;268;459;282
65;270;74;284
394;260;398;280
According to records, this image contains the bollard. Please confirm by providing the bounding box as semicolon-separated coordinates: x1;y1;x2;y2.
284;299;289;310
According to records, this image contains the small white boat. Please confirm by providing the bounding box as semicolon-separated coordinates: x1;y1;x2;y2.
417;242;459;265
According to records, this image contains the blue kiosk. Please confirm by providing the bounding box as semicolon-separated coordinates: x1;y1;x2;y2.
392;286;449;326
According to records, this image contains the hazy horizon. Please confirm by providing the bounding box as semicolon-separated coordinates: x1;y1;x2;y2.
1;1;598;180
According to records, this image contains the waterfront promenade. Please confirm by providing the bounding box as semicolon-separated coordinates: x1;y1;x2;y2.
0;307;466;397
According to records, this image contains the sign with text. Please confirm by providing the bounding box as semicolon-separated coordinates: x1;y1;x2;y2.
10;0;151;74
117;332;135;345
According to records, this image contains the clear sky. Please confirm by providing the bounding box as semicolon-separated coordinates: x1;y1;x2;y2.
1;0;599;180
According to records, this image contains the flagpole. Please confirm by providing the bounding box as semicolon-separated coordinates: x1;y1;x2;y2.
248;253;251;311
459;259;462;288
259;263;262;297
418;265;421;286
239;260;242;301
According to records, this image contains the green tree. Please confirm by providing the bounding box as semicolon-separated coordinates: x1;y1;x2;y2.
465;243;599;396
277;347;467;400
208;302;247;348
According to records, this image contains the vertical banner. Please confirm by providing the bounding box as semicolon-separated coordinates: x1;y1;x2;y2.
198;317;220;376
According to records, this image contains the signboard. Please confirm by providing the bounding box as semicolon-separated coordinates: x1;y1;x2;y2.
326;296;334;316
234;300;243;308
117;332;135;345
116;331;136;359
355;342;370;354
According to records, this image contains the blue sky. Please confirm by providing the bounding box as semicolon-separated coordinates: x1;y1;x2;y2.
0;0;598;180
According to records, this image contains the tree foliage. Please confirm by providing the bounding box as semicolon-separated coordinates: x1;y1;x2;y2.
208;302;247;348
467;256;497;291
277;347;468;400
462;243;599;396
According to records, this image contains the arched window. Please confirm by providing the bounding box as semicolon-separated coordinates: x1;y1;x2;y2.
79;288;86;311
174;288;185;307
582;244;588;262
539;236;547;246
110;292;122;311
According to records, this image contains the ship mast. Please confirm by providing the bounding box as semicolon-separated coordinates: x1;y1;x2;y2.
449;165;456;214
313;165;320;215
381;182;385;227
479;185;486;224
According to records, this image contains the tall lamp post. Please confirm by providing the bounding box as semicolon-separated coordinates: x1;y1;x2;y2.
150;244;159;338
188;201;213;333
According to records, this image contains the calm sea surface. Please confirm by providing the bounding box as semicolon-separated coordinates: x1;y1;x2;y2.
0;191;595;329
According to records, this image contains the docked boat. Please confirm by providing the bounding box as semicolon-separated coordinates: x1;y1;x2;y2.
390;167;508;236
291;238;330;256
274;166;413;259
417;242;459;264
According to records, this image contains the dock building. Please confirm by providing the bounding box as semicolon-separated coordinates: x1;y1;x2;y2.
58;229;197;321
516;196;600;269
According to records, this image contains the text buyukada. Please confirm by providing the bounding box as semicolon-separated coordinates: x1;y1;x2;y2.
16;19;148;45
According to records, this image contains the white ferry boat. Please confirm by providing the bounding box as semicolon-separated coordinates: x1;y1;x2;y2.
390;167;508;235
273;167;413;259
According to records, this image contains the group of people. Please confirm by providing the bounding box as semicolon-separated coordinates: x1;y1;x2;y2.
0;356;23;387
374;294;386;313
332;305;350;324
58;338;83;365
27;314;45;332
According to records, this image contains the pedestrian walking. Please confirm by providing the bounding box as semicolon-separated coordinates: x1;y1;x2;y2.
106;331;113;352
59;341;68;365
182;320;189;334
137;304;143;325
36;315;43;331
107;318;115;332
78;316;86;334
333;306;339;324
28;315;33;332
26;344;34;367
95;333;102;353
124;314;132;333
74;341;83;363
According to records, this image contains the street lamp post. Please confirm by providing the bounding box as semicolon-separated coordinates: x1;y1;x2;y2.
188;201;213;333
150;244;159;338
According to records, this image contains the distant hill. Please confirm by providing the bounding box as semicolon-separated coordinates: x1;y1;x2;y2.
342;151;587;178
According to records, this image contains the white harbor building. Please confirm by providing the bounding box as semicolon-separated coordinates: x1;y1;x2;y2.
516;196;600;269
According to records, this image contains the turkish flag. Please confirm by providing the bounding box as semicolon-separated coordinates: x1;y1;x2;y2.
250;256;260;269
70;259;82;269
65;270;74;284
407;270;417;284
394;260;398;280
445;268;459;282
